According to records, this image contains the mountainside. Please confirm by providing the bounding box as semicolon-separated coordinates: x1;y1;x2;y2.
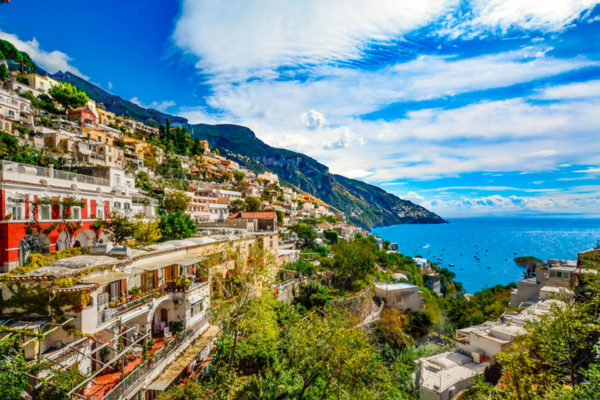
51;71;444;229
189;124;445;229
50;71;187;125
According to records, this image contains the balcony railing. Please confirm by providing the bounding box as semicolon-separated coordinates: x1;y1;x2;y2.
97;292;155;326
1;160;110;186
102;311;212;400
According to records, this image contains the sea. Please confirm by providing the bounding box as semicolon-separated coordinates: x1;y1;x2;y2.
372;217;600;294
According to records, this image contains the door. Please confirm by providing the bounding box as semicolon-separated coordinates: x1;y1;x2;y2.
160;308;168;323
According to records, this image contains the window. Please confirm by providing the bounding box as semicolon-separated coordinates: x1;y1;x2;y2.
98;292;109;307
87;132;91;138
4;122;9;130
9;204;22;220
105;138;109;143
97;207;104;219
97;136;102;142
72;207;80;220
124;203;131;210
40;205;51;220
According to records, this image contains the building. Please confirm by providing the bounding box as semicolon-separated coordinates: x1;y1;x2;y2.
509;256;593;307
0;161;157;272
418;300;563;400
414;257;430;271
67;107;96;126
258;171;279;184
18;73;60;94
97;108;117;126
228;211;278;233
373;282;424;311
0;87;34;131
117;116;159;137
209;197;229;222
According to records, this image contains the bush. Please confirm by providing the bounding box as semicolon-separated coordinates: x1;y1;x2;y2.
159;211;197;240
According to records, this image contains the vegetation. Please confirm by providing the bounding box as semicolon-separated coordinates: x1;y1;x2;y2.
133;218;162;244
163;189;191;214
49;82;89;109
102;213;134;244
159;211;197;240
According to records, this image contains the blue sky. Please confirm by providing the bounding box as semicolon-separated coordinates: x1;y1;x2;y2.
1;0;600;218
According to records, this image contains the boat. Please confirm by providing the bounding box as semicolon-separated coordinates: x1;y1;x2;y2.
449;263;454;267
487;266;491;269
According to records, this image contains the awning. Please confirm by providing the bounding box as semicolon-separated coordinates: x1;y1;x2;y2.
177;256;205;267
81;272;130;285
145;325;219;391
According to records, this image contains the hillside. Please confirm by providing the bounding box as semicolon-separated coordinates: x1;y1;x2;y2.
50;71;186;125
189;124;445;229
50;71;445;229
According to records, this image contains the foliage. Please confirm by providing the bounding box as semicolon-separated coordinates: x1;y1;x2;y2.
49;82;89;109
292;223;317;249
133;218;162;244
0;39;36;72
233;171;245;182
292;282;330;310
441;284;513;329
323;229;338;244
333;236;378;288
0;130;63;167
104;212;134;244
0;63;7;81
244;196;262;212
283;259;317;276
12;246;89;275
159;211;197;240
0;337;28;400
163;189;191;214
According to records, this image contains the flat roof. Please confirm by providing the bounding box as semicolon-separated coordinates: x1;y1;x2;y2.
374;282;418;291
81;271;130;285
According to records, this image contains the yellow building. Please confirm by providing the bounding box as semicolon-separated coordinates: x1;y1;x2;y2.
19;73;60;94
82;124;121;146
97;108;117;126
123;136;151;159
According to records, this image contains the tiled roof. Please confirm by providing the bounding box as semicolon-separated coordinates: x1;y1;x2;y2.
229;211;277;219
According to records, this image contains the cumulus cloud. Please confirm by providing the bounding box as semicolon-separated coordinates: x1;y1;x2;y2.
0;30;88;79
301;110;326;130
130;97;176;112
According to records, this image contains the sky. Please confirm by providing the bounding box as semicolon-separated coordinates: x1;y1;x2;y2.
1;0;600;218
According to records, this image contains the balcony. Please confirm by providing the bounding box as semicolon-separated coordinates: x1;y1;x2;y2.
101;312;213;400
97;291;158;326
1;160;110;187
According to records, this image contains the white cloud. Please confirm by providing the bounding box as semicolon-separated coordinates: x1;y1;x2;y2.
534;80;600;99
174;0;458;79
130;97;176;112
301;110;326;130
575;167;600;173
0;30;88;79
523;150;558;157
423;190;600;217
464;0;600;33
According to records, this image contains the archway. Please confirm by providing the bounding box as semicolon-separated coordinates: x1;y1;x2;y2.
74;229;95;247
56;231;70;251
18;234;50;266
150;298;184;337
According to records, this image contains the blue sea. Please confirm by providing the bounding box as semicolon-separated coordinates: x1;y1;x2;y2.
373;218;600;293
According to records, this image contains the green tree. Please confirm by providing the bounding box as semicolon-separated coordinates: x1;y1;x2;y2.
104;212;134;244
323;229;338;244
333;236;377;287
133;218;162;244
0;337;28;400
0;63;7;81
244;196;262;212
159;211;196;240
228;199;245;214
49;82;89;109
163;189;190;214
294;223;317;249
233;171;245;182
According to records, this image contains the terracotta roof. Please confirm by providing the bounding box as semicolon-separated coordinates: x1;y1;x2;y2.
229;211;277;219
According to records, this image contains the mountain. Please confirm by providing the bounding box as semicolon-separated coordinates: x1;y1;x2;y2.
188;124;445;229
50;71;444;229
50;71;187;125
